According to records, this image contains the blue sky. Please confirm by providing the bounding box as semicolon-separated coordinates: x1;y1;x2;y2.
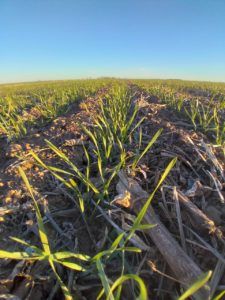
0;0;225;83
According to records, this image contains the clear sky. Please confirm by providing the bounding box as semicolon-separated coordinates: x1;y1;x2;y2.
0;0;225;83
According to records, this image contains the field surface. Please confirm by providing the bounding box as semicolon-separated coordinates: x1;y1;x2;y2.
0;79;225;300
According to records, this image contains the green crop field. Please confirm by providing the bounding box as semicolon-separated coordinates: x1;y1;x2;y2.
0;79;225;299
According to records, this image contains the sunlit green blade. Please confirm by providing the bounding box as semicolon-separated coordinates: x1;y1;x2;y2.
0;250;41;260
126;158;177;243
106;274;148;300
49;258;73;300
51;251;90;261
178;271;212;300
18;167;51;255
132;128;162;169
54;259;86;271
10;237;43;255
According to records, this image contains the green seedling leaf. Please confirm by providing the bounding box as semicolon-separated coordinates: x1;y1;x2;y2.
213;290;225;300
132;128;162;169
106;274;148;300
10;237;43;255
126;157;177;243
46;139;99;194
55;259;86;271
178;270;212;300
96;259;114;300
51;251;90;261
92;247;141;261
134;224;156;231
0;250;41;260
19;167;51;255
110;233;125;250
49;258;73;300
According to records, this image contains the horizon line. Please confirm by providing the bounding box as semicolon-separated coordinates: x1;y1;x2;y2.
1;76;225;85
